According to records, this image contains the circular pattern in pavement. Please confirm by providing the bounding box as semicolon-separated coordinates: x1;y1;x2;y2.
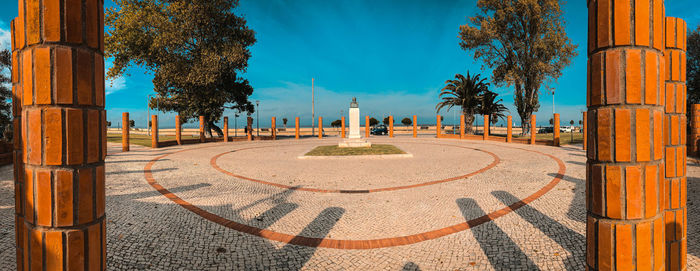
143;140;566;249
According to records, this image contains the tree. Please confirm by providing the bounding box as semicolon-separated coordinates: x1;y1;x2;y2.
129;120;135;128
105;0;257;138
283;118;288;129
331;119;342;128
369;117;379;126
688;26;700;108
0;49;12;141
459;0;577;135
383;116;392;125
479;90;508;135
436;71;489;134
401;117;412;126
107;121;112;127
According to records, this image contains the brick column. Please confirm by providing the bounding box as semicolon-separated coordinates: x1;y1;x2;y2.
295;117;300;139
412;115;417;138
459;115;465;139
365;116;370;138
690;105;700;157
436;115;441;138
530;115;536;145
664;16;688;271
507;116;512;143
318;117;323;139
271;117;276;140
583;111;588;150
586;1;666;270
247;117;253;141
151;115;158;148
389;116;394;137
483;115;490;141
122;112;129;151
175;115;182;145
341;116;346;138
554;113;560;146
224;117;229;142
13;0;107;269
199;116;205;143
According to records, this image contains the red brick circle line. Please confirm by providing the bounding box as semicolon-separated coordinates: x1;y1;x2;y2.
143;143;566;249
210;143;500;193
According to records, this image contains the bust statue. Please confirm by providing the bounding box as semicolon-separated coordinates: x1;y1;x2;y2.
350;97;358;108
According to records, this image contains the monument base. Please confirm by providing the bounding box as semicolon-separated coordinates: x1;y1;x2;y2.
338;139;372;148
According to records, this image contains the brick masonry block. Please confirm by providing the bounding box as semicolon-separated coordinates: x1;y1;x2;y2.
587;215;665;270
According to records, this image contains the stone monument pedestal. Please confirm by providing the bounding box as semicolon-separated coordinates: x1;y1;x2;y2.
339;98;371;148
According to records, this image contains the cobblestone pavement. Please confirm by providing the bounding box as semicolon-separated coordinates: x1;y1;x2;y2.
0;136;698;270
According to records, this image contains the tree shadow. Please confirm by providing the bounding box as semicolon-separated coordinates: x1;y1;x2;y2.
566;160;585;166
101;183;343;270
456;198;539;270
547;173;585;223
688;176;699;258
107;167;177;175
492;191;584;271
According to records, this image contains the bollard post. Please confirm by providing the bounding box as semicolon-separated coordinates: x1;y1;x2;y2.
122;112;130;151
151;115;159;148
175;115;182;145
690;105;700;157
295;117;300;139
413;115;417;138
483;115;490;141
341;116;346;138
224;117;229;142
530;115;536;145
247;117;253;141
506;116;512;143
318;117;323;139
365;116;370;138
199;116;205;143
271;117;276;140
436;115;442;138
460;115;465;139
553;113;560;146
389;116;394;137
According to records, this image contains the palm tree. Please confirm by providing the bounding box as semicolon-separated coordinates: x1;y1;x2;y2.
479;90;509;135
436;71;488;134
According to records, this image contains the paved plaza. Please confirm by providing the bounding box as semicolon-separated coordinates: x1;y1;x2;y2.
1;137;698;270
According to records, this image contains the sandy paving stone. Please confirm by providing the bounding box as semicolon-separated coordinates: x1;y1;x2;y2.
0;137;698;270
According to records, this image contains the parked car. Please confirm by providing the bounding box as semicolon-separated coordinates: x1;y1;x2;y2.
560;126;574;133
370;124;388;135
538;126;554;133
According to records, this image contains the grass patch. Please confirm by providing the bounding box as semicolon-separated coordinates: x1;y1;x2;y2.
305;144;406;156
107;133;200;147
513;132;583;145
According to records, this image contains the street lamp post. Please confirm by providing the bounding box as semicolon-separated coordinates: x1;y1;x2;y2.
311;78;315;137
234;111;239;137
256;100;260;137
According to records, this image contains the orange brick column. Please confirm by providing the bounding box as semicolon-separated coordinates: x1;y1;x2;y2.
13;0;107;269
412;115;417;138
530;115;536;145
506;116;512;143
583;111;588;150
151;115;159;148
436;115;441;138
318;117;323;139
224;117;229;142
664;16;688;270
295;117;300;139
175;115;182;145
199;116;205;143
554;113;560;146
11;14;24;270
341;116;346;138
459;115;465;139
365;116;370;138
690;105;700;157
483;115;490;141
389;116;394;137
586;1;667;270
122;112;129;151
271;117;276;140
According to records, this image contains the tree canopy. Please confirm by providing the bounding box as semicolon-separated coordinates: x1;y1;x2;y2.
688;26;700;106
459;0;577;134
436;71;490;134
0;50;11;140
105;0;256;137
401;117;412;126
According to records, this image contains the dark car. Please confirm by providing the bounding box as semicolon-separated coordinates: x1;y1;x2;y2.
538;126;554;133
370;124;388;135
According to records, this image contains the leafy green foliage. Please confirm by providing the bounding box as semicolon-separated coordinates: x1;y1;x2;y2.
129;120;135;128
436;71;489;134
369;117;379;126
331;119;342;128
688;26;700;106
105;0;256;137
480;90;509;125
0;50;11;141
459;0;577;134
401;117;412;126
383;117;392;125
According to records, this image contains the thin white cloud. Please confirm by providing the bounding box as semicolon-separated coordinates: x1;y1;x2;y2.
104;58;127;95
0;21;10;50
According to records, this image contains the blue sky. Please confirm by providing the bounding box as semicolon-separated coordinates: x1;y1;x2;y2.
0;1;698;128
